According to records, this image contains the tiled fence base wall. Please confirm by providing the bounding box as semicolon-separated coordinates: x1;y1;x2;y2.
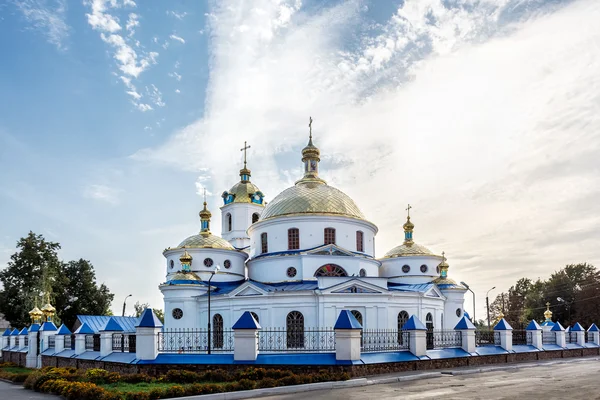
0;351;26;366
3;348;599;378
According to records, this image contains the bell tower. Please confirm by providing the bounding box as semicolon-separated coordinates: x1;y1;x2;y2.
221;141;265;249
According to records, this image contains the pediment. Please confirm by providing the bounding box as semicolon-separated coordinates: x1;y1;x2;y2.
425;286;444;298
307;244;355;257
229;282;267;297
322;278;388;295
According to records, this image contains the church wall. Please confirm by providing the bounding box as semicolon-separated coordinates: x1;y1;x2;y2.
248;216;377;258
162;287;204;330
380;255;443;283
442;290;466;330
164;248;247;283
220;202;263;248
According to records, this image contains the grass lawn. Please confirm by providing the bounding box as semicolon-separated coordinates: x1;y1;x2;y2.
100;382;194;394
1;366;33;374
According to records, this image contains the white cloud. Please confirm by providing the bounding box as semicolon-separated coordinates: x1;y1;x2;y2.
168;71;182;81
175;89;181;94
83;184;121;205
126;13;139;36
15;0;70;50
146;84;165;107
167;10;187;20
133;0;600;317
169;34;185;44
136;103;153;112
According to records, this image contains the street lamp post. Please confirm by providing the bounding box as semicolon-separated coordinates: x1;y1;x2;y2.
460;282;475;322
122;294;132;317
557;297;571;327
486;286;496;331
207;265;221;355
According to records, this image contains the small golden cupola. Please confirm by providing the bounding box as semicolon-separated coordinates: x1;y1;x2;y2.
544;302;553;322
179;250;193;272
29;306;43;324
222;141;265;206
41;294;56;322
299;116;326;185
382;205;436;258
199;200;212;235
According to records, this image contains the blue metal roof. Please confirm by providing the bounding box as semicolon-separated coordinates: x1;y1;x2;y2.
387;282;433;293
102;317;124;332
403;315;427;330
494;318;513;331
57;324;72;335
18;327;28;335
77;316;139;333
74;322;95;334
526;320;542;331
137;309;163;328
455;316;476;330
203;280;320;297
551;322;565;332
41;322;57;331
232;311;262;330
334;310;362;329
589;323;599;332
11;328;19;336
571;322;585;332
2;328;11;336
29;324;40;333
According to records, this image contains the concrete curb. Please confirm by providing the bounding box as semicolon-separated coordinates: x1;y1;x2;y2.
443;356;600;376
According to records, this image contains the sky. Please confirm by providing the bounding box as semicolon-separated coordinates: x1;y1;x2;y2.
0;0;599;320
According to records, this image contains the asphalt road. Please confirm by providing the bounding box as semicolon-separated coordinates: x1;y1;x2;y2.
0;380;58;400
260;358;600;400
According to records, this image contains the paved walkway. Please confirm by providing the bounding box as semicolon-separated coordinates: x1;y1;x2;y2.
259;358;600;400
0;380;58;399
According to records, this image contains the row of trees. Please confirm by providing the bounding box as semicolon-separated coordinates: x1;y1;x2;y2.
488;263;600;329
0;232;115;329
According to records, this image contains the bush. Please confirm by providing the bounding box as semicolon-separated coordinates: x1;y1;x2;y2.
256;377;278;388
201;368;230;382
164;369;202;383
61;381;110;400
165;385;186;398
125;392;150;400
147;388;166;400
120;373;153;384
85;368;121;384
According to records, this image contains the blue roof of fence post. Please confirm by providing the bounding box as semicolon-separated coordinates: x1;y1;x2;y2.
494;318;513;331
571;322;584;332
232;311;262;329
526;320;542;331
551;321;565;331
454;316;476;330
41;322;58;331
334;310;363;329
29;323;40;333
101;317;124;332
402;315;427;330
74;322;95;335
136;308;163;328
2;328;11;337
588;323;599;332
57;324;72;335
18;327;28;335
11;328;19;336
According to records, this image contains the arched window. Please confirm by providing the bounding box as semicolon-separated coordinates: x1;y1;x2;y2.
252;213;260;223
226;213;232;232
324;228;336;245
314;264;347;277
398;311;409;345
213;314;224;349
426;312;434;349
359;268;366;277
356;231;364;252
250;312;259;323
351;310;363;326
286;311;304;348
288;228;299;250
261;232;268;254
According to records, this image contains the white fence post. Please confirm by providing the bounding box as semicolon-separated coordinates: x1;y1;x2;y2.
494;318;513;352
135;308;163;361
100;317;124;357
588;323;599;345
526;320;543;349
571;323;585;346
74;322;94;355
455;316;476;353
403;315;427;357
233;311;260;361
334;310;362;361
552;322;566;348
26;324;40;369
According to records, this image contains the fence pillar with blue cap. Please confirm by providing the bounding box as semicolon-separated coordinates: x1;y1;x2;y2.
494;318;513;351
136;308;163;361
570;322;585;346
552;322;566;348
526;320;543;349
74;322;94;355
54;324;71;354
19;328;28;351
232;311;261;361
40;321;57;353
454;316;476;353
100;317;124;357
26;324;40;369
403;315;427;357
588;323;599;345
334;310;362;361
1;328;10;352
10;328;18;349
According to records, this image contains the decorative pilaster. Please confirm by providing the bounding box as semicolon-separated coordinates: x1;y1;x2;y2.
334;310;363;361
454;316;476;353
526;320;543;350
403;315;427;357
135;309;163;361
494;318;513;352
232;311;261;361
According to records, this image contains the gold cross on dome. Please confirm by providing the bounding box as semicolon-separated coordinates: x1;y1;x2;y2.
406;204;412;217
203;187;207;203
309;116;313;139
442;251;446;261
240;141;251;168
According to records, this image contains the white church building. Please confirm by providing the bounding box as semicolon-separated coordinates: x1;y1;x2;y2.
160;128;467;338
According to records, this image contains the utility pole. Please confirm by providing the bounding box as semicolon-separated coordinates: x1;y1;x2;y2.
486;286;496;330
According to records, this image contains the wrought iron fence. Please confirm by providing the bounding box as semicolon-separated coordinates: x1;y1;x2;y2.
24;336;29;347
475;330;500;346
258;328;335;353
362;329;410;352
432;330;462;349
585;331;590;343
85;335;94;350
158;329;209;353
566;331;578;344
15;337;19;347
212;330;234;352
512;330;532;346
93;334;100;351
48;335;55;348
64;335;71;349
542;331;556;344
112;334;137;353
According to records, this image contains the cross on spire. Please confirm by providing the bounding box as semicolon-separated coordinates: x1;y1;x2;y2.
442;251;446;261
309;116;313;140
203;187;207;204
240;141;251;168
406;204;412;218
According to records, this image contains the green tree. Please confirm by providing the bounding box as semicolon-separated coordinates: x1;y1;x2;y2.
0;232;62;327
133;301;164;323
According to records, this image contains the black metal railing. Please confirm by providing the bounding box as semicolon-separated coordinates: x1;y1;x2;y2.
432;330;462;349
212;330;234;352
93;334;100;351
362;329;410;352
85;335;94;350
112;334;137;353
158;329;209;353
475;330;500;346
512;330;532;346
48;335;55;348
70;334;76;350
24;336;29;347
566;331;576;343
585;331;590;343
129;335;136;353
64;335;71;349
542;331;556;344
15;337;19;347
258;328;335;352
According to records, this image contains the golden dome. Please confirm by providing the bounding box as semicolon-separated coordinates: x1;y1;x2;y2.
179;250;193;263
199;202;212;221
29;307;43;317
383;242;436;258
177;232;235;250
224;181;264;205
544;302;553;321
168;271;203;283
41;303;56;314
260;180;367;221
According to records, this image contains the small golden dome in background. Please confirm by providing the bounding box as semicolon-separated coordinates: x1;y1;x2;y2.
544;302;553;321
179;250;193;264
29;306;43;322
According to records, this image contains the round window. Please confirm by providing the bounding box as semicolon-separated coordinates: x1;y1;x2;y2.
456;308;462;317
172;308;183;320
287;267;297;278
436;266;440;274
359;268;366;277
402;265;410;273
169;260;174;269
204;258;214;267
224;260;231;269
420;264;428;273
